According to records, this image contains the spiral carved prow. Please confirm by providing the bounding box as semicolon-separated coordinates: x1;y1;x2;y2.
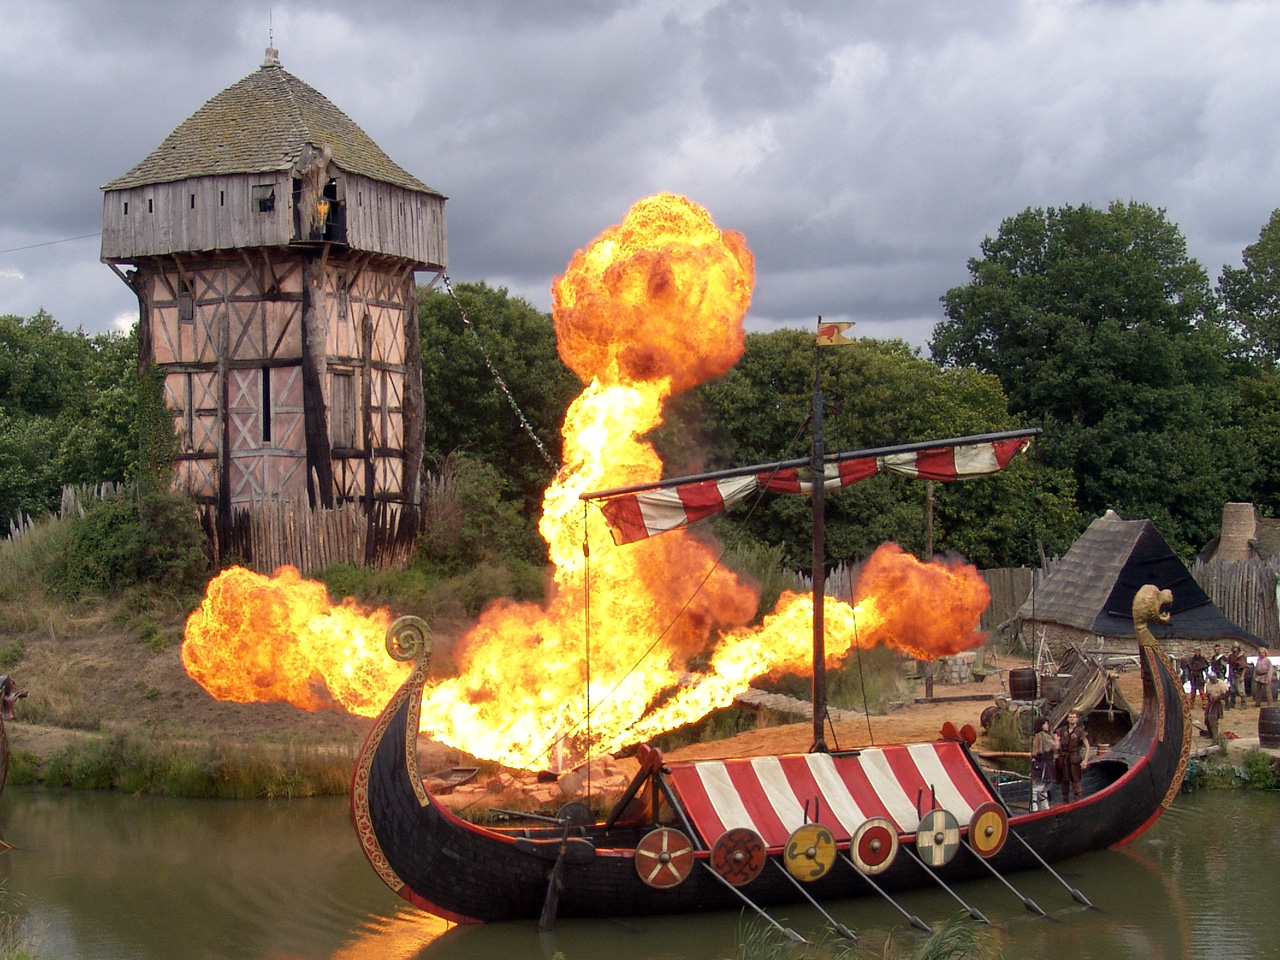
385;615;433;667
1133;584;1173;646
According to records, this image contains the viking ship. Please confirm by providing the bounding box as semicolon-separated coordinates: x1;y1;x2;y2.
350;429;1189;927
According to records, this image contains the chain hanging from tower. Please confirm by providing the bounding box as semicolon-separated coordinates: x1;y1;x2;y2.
441;275;560;473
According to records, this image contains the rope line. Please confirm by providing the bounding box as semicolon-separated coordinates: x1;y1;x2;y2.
441;274;559;472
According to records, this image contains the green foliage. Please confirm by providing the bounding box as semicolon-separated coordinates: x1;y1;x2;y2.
0;314;146;524
29;734;353;798
753;645;912;717
1242;748;1279;789
1221;208;1280;366
418;282;579;518
7;751;39;786
0;639;22;671
718;539;795;622
47;490;209;600
932;201;1247;556
732;915;852;960
418;452;546;570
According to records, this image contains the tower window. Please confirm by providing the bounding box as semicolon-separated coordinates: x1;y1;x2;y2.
147;198;153;213
123;201;129;215
253;184;275;213
262;368;272;444
220;190;225;206
330;370;357;449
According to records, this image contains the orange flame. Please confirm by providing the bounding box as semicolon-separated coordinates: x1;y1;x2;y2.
180;193;992;770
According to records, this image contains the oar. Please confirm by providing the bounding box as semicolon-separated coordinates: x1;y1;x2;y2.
536;819;571;932
769;860;857;941
1010;831;1095;908
960;841;1048;918
838;853;932;933
699;863;806;943
902;846;989;923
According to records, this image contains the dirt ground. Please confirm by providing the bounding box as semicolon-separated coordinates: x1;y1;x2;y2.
4;618;374;761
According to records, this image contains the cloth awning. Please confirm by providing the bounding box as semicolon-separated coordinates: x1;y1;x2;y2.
663;742;997;848
596;436;1032;546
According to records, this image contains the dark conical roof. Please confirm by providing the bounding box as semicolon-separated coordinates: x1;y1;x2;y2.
1019;510;1259;645
103;48;439;196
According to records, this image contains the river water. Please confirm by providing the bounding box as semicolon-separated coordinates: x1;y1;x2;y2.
0;785;1274;960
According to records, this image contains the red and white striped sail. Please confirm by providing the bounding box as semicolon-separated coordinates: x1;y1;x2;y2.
664;741;995;847
596;435;1031;545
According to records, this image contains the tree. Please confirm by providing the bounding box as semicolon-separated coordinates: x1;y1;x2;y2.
931;201;1247;556
1221;209;1280;366
418;282;580;531
0;314;143;524
693;330;1078;570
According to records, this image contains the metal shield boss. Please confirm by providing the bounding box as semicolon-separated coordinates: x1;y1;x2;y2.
783;823;837;881
635;827;694;889
710;827;767;886
915;808;961;867
850;817;899;875
968;801;1009;858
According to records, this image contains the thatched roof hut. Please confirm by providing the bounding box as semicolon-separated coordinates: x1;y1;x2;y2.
1018;510;1259;659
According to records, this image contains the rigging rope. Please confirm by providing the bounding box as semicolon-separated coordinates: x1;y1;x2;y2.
441;274;560;472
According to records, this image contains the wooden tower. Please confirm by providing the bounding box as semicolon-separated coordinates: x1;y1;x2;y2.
101;47;445;550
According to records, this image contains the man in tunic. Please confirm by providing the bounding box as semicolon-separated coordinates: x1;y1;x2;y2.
1227;645;1247;709
1254;648;1274;707
1184;648;1209;707
1204;675;1228;739
1055;710;1091;804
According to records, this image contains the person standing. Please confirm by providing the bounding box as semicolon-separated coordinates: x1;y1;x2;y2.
1055;710;1091;804
1254;648;1274;707
1210;644;1228;682
1227;645;1247;710
1204;675;1228;739
1030;717;1057;811
1185;648;1209;707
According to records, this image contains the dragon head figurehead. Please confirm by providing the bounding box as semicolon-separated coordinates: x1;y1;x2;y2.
1132;584;1173;646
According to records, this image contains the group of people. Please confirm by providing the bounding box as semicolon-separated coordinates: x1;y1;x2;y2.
1181;643;1275;738
1029;709;1091;811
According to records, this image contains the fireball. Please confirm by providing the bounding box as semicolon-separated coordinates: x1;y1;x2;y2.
180;193;990;770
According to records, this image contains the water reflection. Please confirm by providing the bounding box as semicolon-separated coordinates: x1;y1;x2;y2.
0;787;1271;959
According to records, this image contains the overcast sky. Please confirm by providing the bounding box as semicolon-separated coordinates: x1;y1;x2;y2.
3;0;1279;350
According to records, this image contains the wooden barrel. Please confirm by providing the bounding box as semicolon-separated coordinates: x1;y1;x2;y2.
1259;706;1280;748
1008;668;1037;701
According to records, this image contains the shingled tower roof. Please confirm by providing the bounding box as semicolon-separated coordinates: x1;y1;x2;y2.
102;47;439;196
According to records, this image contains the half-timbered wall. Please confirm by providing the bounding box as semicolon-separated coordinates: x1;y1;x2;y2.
134;249;420;511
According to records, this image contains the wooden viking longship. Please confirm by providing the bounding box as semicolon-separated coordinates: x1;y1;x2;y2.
101;47;445;563
351;428;1190;928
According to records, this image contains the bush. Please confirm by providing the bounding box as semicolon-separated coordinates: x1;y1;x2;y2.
48;489;209;599
1243;748;1279;789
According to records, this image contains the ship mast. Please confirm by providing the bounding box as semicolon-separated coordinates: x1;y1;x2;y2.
810;359;829;753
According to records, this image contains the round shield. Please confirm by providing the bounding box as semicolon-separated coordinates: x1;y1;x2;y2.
634;827;694;889
783;823;837;882
556;801;594;826
915;808;961;867
968;801;1009;858
850;817;899;875
710;827;766;886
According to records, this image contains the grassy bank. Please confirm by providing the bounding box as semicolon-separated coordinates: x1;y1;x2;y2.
1182;746;1280;791
9;733;353;799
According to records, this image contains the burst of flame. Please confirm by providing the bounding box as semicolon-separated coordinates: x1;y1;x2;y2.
180;193;992;770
